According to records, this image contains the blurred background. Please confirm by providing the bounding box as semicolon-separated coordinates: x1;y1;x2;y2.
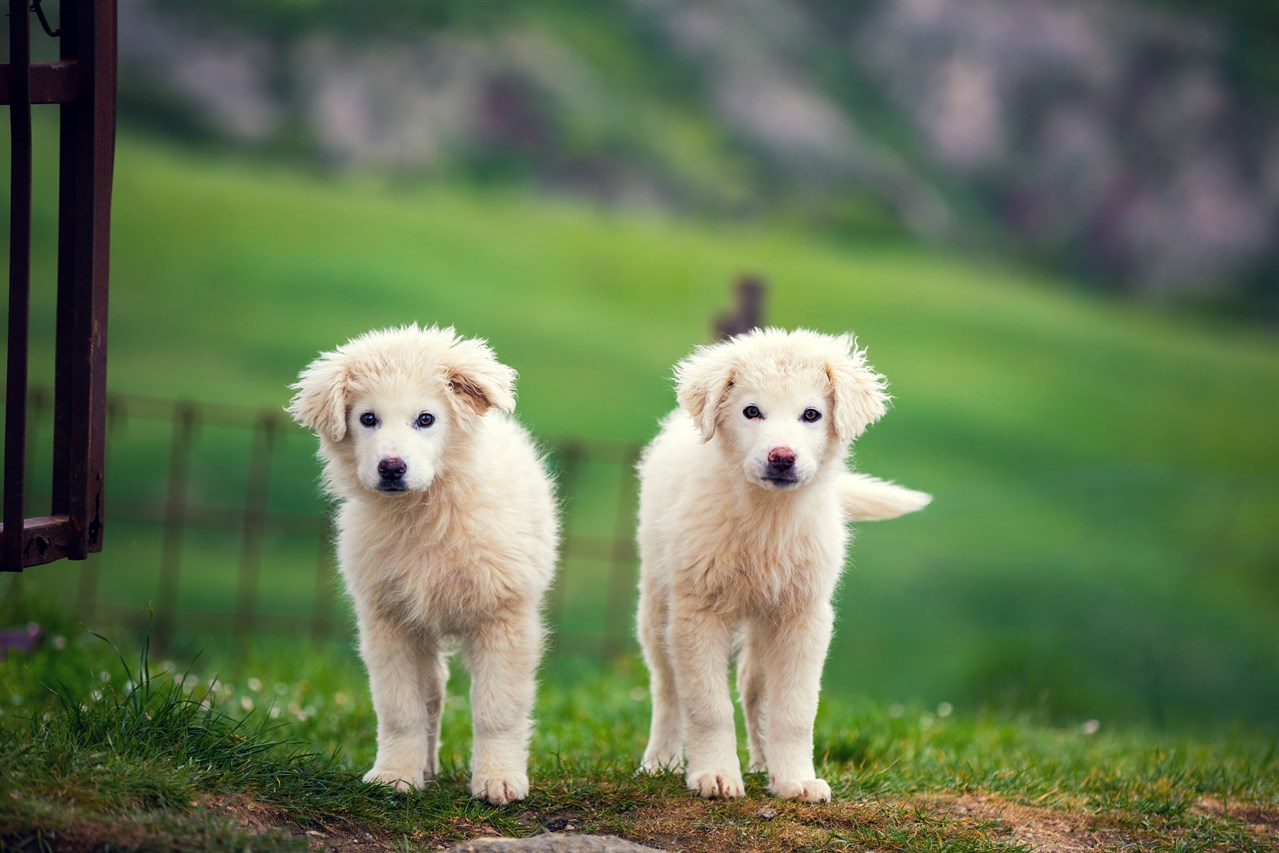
3;0;1276;735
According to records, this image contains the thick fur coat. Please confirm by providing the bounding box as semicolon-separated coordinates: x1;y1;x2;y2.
636;328;930;802
288;325;558;805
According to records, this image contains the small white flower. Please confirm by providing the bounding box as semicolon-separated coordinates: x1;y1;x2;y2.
240;696;254;712
269;707;281;719
936;702;953;718
247;678;262;693
274;682;289;696
920;714;935;730
51;635;67;650
99;671;110;683
888;703;905;718
1082;719;1100;735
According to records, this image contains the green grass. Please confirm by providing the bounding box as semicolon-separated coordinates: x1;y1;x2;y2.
1;629;1276;851
3;121;1278;734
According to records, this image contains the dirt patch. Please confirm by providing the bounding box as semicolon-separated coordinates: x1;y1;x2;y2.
20;789;1278;852
927;792;1124;851
924;791;1279;852
1192;796;1279;845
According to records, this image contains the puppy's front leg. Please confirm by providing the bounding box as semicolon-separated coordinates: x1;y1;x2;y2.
670;603;744;799
423;649;449;779
359;611;436;791
757;602;834;803
466;606;542;805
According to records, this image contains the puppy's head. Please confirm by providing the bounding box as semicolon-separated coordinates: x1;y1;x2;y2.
675;327;888;491
288;325;516;497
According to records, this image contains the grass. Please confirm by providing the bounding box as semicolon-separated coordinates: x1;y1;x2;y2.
1;628;1276;851
2;120;1279;734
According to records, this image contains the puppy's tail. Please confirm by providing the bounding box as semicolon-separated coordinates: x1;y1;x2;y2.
840;472;932;521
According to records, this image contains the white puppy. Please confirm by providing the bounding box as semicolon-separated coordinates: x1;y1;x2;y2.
636;328;930;802
288;325;557;806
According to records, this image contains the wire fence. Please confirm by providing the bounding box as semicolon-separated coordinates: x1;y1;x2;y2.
6;384;649;661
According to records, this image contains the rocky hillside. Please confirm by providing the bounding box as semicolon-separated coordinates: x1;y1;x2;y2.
109;0;1279;310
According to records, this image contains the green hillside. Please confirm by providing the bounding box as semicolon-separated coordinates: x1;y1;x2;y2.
4;126;1278;733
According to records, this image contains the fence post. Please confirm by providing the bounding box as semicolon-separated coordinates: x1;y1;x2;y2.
714;275;765;341
155;402;197;653
601;445;640;660
3;0;34;572
233;412;278;660
310;515;335;647
549;440;584;648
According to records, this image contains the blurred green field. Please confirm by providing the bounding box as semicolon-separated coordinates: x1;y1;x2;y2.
3;123;1278;734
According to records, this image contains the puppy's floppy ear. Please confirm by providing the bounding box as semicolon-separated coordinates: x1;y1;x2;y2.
675;344;735;442
826;335;889;443
445;336;516;415
288;350;350;442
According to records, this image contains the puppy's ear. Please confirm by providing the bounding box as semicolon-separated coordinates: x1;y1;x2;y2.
826;336;889;443
288;351;350;442
675;344;735;442
445;337;516;415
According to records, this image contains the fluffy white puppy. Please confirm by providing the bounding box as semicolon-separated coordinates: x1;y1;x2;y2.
288;325;557;806
636;327;930;802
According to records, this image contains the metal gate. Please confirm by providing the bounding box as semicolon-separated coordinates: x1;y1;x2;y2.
2;0;116;571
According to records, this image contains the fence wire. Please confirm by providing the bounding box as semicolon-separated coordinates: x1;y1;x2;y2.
7;386;645;661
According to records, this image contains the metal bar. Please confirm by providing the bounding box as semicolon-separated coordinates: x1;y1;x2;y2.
310;515;335;646
602;445;641;659
233;413;277;658
0;62;82;105
548;441;583;635
101;499;326;537
3;0;34;573
0;516;74;565
154;403;196;651
78;392;127;621
52;0;116;562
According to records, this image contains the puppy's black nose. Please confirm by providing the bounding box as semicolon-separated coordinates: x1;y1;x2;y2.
378;457;407;482
767;447;796;471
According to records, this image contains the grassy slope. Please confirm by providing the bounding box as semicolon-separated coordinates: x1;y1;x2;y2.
1;632;1276;852
3;127;1279;733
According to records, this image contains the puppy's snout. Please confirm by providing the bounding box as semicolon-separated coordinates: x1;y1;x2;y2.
378;456;408;482
767;447;796;471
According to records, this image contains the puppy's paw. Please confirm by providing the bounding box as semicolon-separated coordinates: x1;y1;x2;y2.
472;772;529;805
686;769;745;799
639;751;682;774
746;757;767;774
362;766;422;792
769;776;831;803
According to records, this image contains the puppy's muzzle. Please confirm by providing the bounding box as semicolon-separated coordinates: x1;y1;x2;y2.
763;446;799;485
377;456;408;492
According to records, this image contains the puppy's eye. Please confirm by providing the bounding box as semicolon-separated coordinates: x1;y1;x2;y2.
417;412;435;428
743;405;762;420
359;412;377;428
802;408;822;423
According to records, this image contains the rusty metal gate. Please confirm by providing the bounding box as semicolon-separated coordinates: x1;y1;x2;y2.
2;0;116;571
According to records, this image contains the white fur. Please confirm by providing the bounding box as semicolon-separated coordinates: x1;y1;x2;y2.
288;325;557;806
636;328;930;802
